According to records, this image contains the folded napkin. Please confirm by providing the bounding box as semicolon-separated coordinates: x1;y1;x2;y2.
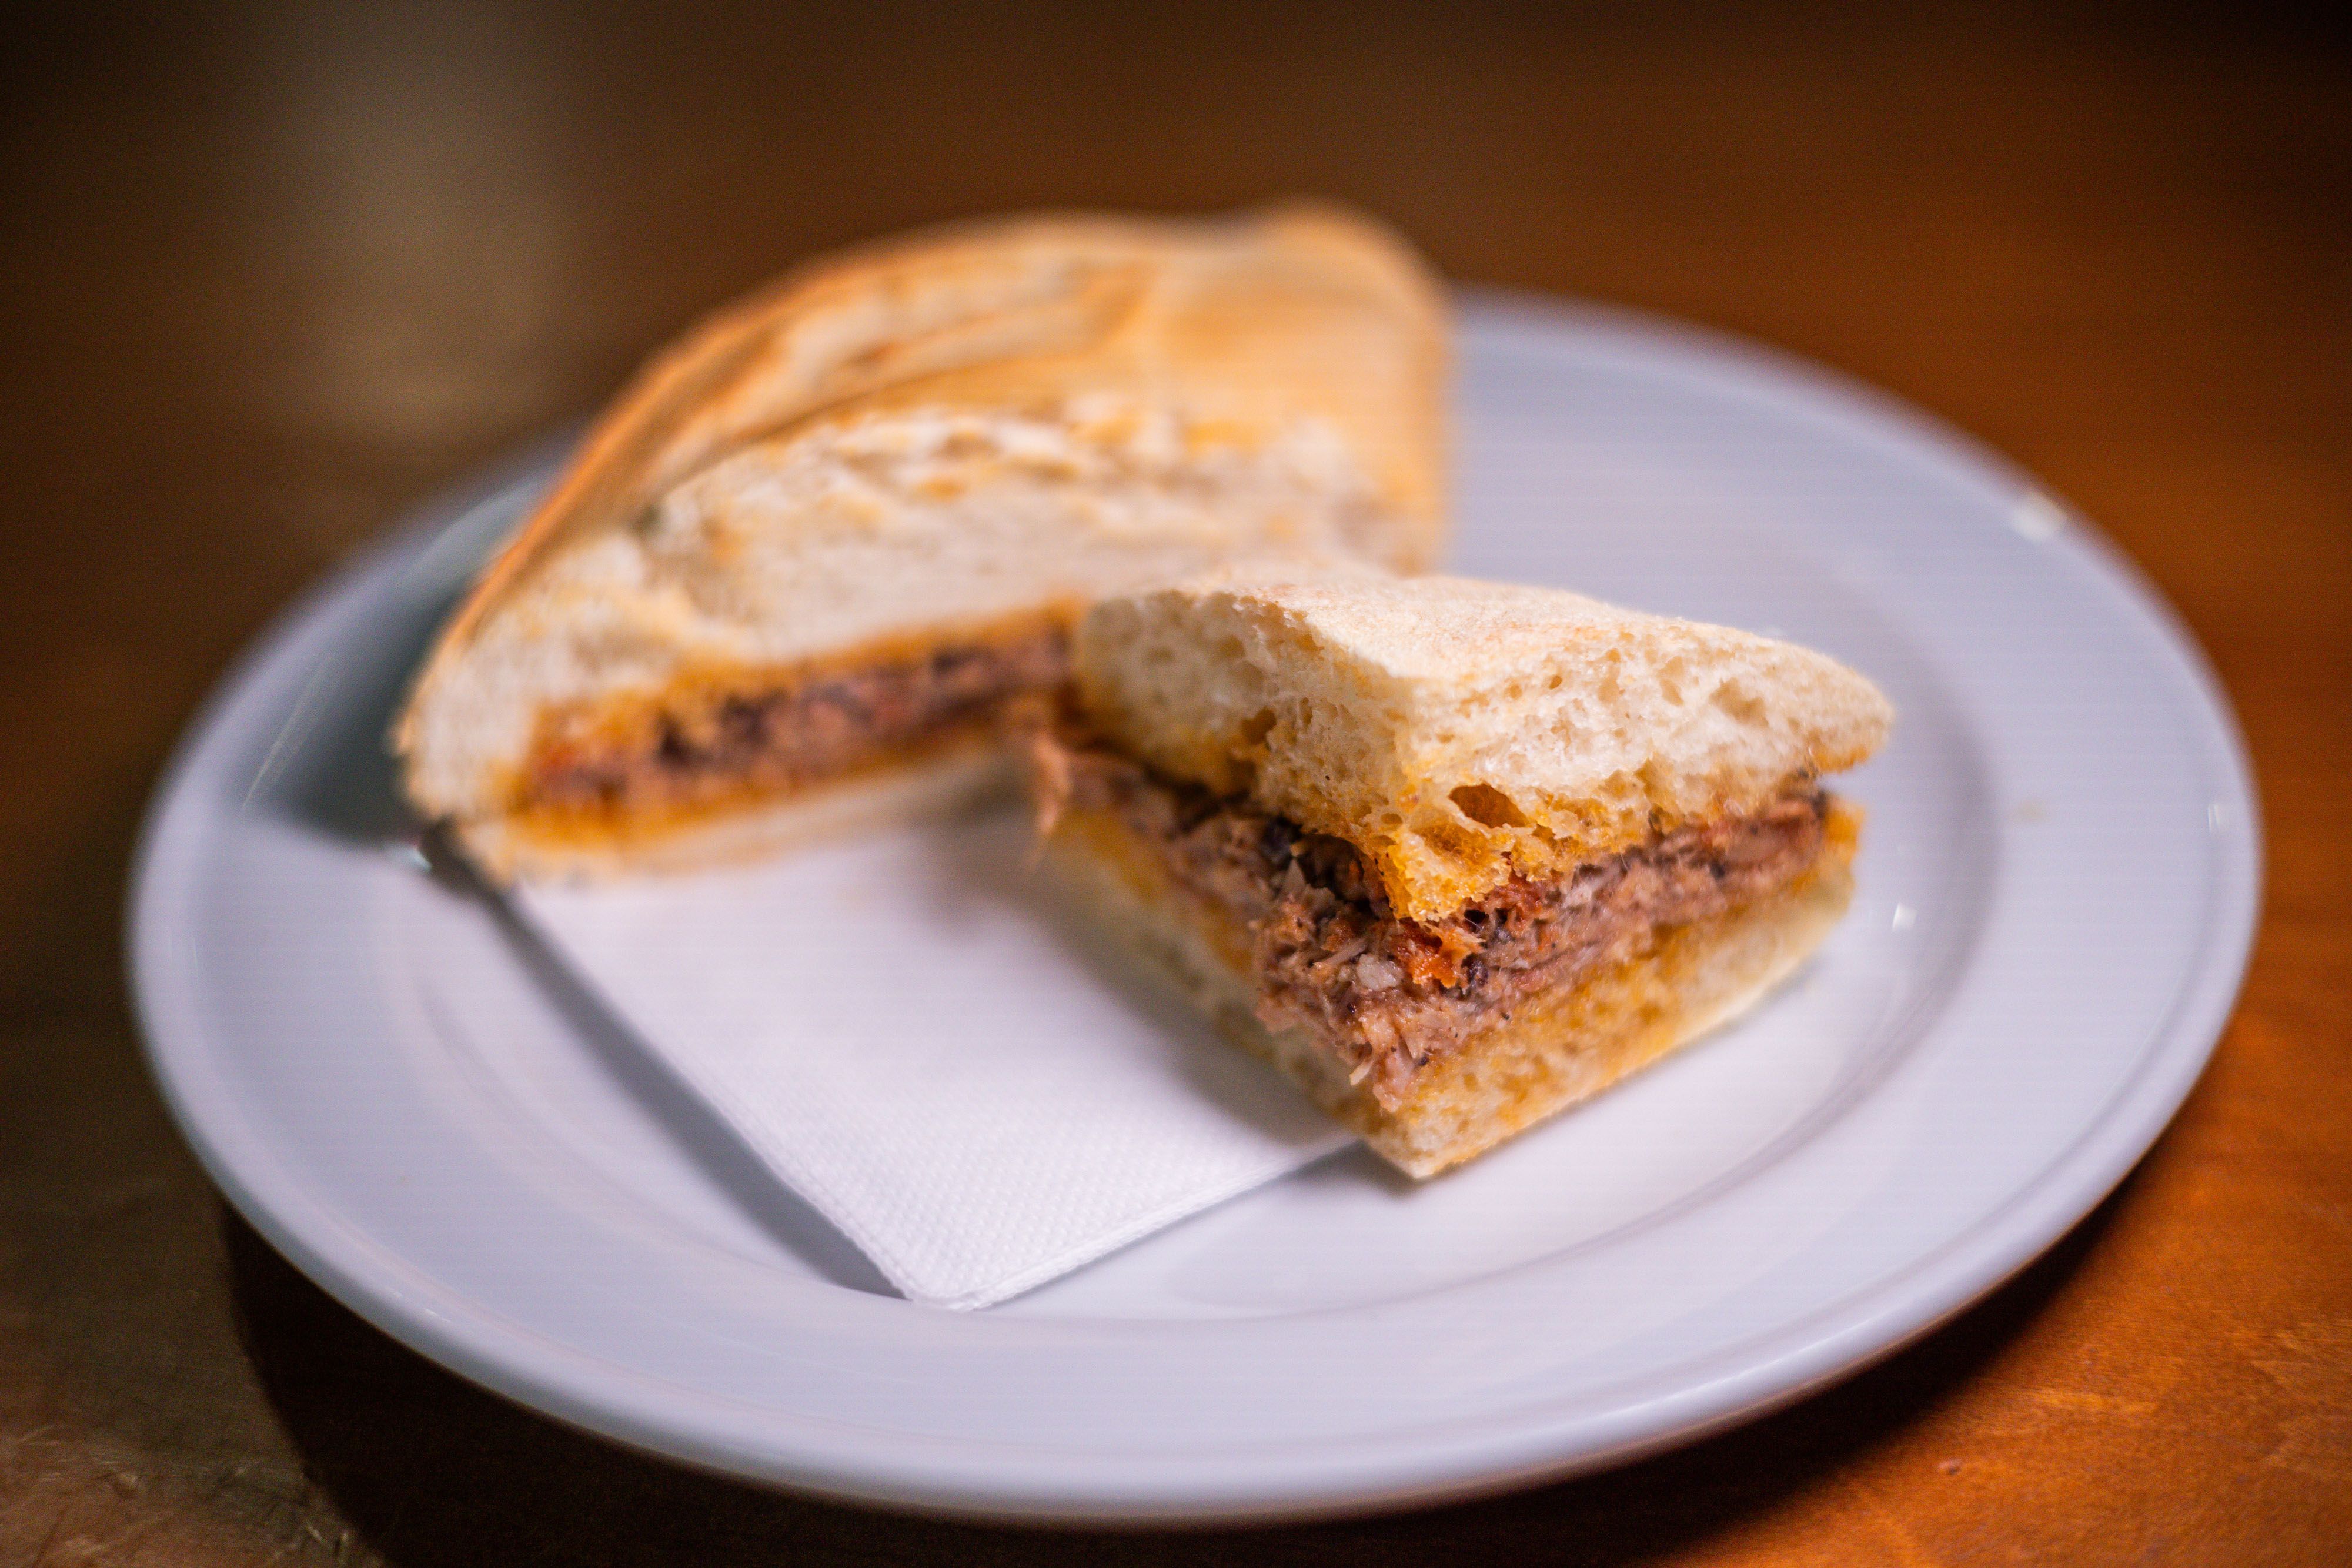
514;807;1349;1309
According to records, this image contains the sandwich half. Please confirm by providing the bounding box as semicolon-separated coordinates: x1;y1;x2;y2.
1031;573;1893;1176
396;204;1446;880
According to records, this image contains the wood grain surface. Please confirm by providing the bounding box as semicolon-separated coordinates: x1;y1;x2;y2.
2;2;2346;1562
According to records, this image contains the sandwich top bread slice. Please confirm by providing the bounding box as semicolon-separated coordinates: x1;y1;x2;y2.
1032;572;1893;1176
395;204;1447;880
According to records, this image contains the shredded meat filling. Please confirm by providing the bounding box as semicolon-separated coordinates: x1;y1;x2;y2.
526;629;1070;817
1048;737;1829;1109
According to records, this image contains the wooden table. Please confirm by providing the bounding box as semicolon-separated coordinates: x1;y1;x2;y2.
4;4;2345;1560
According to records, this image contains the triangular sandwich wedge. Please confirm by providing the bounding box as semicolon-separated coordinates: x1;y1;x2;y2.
1031;571;1893;1176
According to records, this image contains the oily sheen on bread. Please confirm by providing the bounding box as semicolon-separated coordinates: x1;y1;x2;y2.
1037;571;1892;1176
395;205;1447;880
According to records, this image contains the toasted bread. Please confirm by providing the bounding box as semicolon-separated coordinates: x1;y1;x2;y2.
1041;570;1890;1174
1077;571;1889;922
396;205;1448;880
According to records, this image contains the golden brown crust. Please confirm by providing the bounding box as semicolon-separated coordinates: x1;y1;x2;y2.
391;205;1448;881
397;203;1448;775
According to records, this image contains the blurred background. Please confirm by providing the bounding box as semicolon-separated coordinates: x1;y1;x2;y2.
1;2;2345;1563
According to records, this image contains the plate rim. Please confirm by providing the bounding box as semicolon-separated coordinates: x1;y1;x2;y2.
128;291;2263;1523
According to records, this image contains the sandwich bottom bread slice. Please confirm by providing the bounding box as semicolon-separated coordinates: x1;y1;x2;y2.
1028;572;1893;1177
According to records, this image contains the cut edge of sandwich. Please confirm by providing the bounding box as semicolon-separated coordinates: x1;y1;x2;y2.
463;742;1017;883
1035;569;1892;1176
1043;795;1857;1177
1075;573;1892;924
433;603;1074;881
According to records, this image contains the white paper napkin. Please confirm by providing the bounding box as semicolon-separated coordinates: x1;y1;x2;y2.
513;807;1349;1309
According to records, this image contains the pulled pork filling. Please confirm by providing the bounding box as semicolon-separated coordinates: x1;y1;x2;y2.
523;628;1070;819
1047;737;1829;1109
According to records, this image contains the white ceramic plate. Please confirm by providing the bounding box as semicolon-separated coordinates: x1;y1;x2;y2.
131;295;2259;1523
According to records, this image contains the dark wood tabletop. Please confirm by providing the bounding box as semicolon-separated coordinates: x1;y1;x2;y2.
3;2;2346;1562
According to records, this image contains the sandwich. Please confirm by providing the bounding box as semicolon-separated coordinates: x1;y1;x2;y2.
395;205;1446;880
1030;573;1893;1176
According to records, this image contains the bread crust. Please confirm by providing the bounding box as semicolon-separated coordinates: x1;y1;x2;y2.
395;204;1448;876
420;205;1444;668
1044;799;1860;1177
1077;572;1893;922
